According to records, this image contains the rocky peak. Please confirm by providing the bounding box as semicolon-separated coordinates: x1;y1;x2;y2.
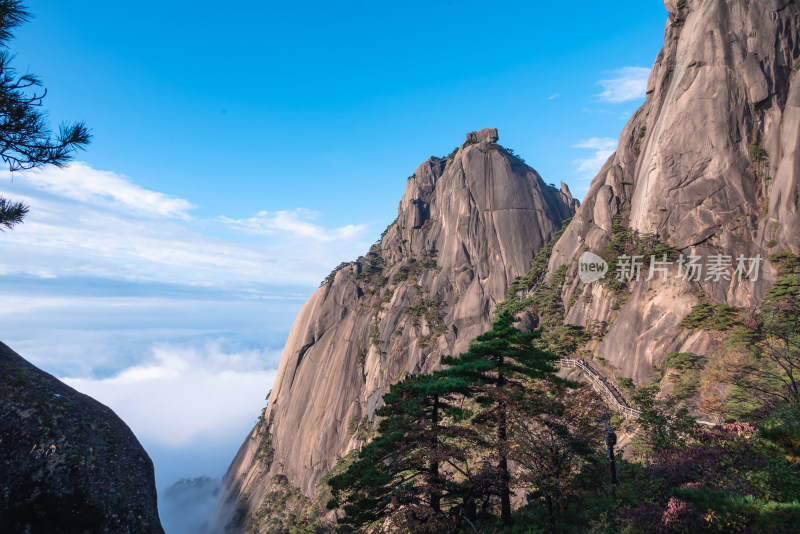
211;129;577;532
393;128;577;281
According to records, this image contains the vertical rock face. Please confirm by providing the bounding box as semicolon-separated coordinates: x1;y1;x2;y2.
0;342;164;533
544;0;800;381
213;128;577;531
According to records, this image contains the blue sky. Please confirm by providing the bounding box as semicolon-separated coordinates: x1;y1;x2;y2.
0;0;667;511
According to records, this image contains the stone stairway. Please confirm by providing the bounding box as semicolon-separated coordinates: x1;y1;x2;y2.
555;358;641;419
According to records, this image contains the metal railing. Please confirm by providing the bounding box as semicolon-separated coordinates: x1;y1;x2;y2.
555;359;642;420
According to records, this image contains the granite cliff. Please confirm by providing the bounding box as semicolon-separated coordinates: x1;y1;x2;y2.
0;342;164;533
539;0;800;383
212;128;577;532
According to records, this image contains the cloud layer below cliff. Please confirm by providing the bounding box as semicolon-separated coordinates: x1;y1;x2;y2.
0;162;372;489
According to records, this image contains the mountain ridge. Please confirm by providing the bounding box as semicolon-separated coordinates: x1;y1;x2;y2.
213;0;800;530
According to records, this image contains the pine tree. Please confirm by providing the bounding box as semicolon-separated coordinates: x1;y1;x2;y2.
327;372;477;533
0;1;90;230
440;310;559;526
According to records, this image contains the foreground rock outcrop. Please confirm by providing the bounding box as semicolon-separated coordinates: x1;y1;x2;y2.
0;342;164;533
212;128;577;532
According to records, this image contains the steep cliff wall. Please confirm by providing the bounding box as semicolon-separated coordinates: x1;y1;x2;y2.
542;0;800;382
213;128;577;532
0;342;164;533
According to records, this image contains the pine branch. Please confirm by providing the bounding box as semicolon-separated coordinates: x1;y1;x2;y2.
0;194;27;229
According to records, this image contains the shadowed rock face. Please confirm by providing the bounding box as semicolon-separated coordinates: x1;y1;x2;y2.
544;0;800;381
0;342;164;534
211;128;577;532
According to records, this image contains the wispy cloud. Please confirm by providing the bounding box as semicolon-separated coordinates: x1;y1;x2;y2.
12;162;195;219
219;209;366;242
0;162;371;287
572;137;617;187
595;67;650;103
0;161;374;488
546;93;560;101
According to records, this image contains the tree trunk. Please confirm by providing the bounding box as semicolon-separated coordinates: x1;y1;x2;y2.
464;497;476;523
499;402;511;525
495;352;512;527
545;491;556;534
429;395;441;513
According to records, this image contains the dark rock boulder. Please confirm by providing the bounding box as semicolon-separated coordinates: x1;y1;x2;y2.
0;342;164;533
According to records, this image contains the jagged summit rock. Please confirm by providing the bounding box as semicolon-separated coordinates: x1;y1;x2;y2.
463;127;499;145
0;342;164;533
210;130;577;532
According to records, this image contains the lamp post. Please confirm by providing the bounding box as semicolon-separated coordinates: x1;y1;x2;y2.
605;424;618;487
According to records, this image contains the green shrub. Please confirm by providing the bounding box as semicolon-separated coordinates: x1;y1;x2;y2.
568;291;579;308
768;250;800;275
664;351;698;370
610;413;625;428
671;487;800;532
369;320;380;346
391;266;408;283
617;377;634;391
354;253;386;287
541;323;590;356
681;303;740;330
750;143;767;162
321;261;351;287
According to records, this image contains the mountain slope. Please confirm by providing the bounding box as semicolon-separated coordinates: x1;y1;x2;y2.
212;128;578;532
0;342;164;533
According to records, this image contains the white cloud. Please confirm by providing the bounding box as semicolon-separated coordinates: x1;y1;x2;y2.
595;67;650;103
218;209;366;242
0;162;371;287
546;93;560;101
573;137;617;151
0;288;300;378
62;342;279;448
8;162;195;219
0;280;300;487
572;137;617;184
